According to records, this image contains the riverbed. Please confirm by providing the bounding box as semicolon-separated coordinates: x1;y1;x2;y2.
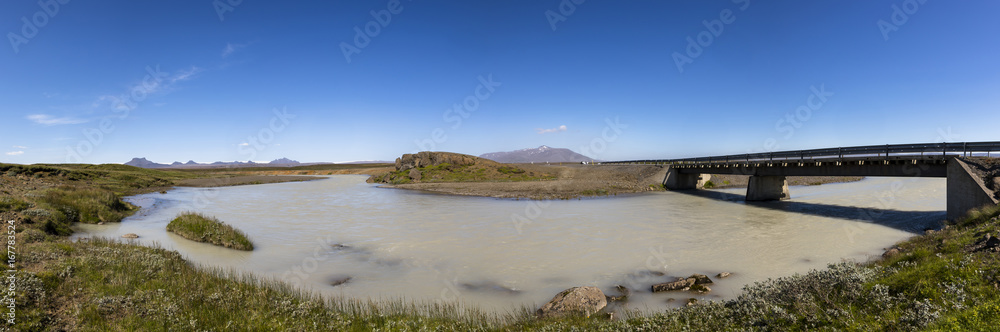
72;175;945;313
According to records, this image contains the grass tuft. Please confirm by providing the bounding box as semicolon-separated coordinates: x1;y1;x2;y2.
167;212;254;251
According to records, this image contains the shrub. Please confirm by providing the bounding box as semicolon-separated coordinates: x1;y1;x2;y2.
36;186;133;224
0;197;30;212
497;166;525;174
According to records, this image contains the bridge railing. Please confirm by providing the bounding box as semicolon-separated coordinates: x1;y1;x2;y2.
604;141;1000;165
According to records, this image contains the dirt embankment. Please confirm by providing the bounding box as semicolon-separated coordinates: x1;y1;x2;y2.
963;157;1000;201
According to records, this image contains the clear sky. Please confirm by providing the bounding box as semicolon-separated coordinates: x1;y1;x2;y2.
2;0;998;164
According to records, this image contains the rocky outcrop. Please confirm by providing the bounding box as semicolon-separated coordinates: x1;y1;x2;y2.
537;286;607;318
369;151;532;184
967;233;1000;253
396;152;483;171
652;278;694;292
652;274;714;293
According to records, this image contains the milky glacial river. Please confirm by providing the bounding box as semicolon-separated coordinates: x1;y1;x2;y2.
72;175;945;313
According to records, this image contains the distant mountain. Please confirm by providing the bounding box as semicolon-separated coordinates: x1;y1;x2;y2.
269;158;300;165
124;157;169;168
479;146;594;163
123;157;309;169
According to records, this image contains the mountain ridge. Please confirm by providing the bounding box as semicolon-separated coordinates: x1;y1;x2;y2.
123;157;314;169
479;146;594;163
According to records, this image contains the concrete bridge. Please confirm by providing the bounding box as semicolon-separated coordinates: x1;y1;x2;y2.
605;142;1000;221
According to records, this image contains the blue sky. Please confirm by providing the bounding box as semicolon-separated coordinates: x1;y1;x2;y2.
1;0;998;164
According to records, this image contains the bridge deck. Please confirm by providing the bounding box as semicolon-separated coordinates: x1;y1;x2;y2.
604;142;1000;178
667;155;949;177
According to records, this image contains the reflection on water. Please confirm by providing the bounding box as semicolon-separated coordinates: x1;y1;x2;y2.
72;175;945;312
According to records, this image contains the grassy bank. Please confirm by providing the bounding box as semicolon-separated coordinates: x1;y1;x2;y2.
379;163;555;185
6;161;1000;330
167;212;254;251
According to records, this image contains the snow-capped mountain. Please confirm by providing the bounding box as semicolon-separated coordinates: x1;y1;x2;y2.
478;146;594;163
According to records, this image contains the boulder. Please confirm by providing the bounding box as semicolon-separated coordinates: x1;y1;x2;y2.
537;286;607;318
969;233;1000;253
652;278;695;292
716;272;731;279
689;274;714;285
690;284;711;293
882;248;901;258
605;285;631;302
408;168;422;181
122;233;139;239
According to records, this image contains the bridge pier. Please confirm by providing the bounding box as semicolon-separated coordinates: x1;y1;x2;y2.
947;158;1000;221
746;176;790;201
663;166;698;190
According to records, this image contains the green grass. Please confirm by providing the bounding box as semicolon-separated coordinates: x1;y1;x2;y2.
10;161;1000;330
374;162;554;185
702;180;716;189
166;212;254;251
17;238;524;331
418;164;552;183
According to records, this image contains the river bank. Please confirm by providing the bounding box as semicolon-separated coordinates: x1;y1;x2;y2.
379;163;865;199
5;162;997;330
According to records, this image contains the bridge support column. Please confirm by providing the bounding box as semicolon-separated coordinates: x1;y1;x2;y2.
746;176;789;201
947;158;999;221
663;167;698;190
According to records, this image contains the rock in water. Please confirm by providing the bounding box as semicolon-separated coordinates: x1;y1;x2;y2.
716;272;731;278
689;274;714;285
652;278;695;292
122;233;139;239
328;275;351;287
606;285;631;302
537;286;607;318
690;284;711;293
